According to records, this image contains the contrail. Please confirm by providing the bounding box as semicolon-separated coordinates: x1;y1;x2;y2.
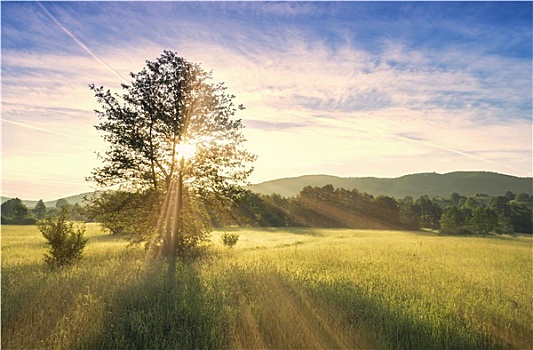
36;1;129;84
3;119;94;142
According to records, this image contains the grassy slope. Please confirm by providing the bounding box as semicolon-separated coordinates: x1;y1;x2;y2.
2;225;532;349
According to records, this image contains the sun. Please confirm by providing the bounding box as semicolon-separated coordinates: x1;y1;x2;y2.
175;142;197;160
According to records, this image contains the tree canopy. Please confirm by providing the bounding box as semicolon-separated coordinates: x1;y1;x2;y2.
1;198;36;225
89;50;255;195
89;51;256;259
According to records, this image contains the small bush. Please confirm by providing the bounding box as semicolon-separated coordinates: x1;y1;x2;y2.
38;209;88;268
221;232;239;248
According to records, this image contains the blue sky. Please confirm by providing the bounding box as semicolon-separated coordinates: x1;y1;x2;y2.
2;1;532;200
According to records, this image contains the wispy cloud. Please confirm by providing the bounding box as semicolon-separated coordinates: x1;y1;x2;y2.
2;1;531;198
3;119;94;142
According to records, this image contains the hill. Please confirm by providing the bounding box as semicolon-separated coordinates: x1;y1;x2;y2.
3;171;531;207
249;171;533;198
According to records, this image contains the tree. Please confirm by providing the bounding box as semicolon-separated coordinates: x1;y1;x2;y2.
450;192;463;207
415;196;442;229
504;191;516;201
1;198;36;225
89;51;256;265
87;189;161;239
470;207;498;235
55;198;70;210
490;196;512;217
514;192;530;203
508;204;532;233
440;206;466;234
463;197;480;210
33;199;48;220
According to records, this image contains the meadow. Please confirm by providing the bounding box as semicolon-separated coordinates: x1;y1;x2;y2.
2;224;532;349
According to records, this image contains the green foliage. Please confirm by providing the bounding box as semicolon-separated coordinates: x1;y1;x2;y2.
55;198;70;210
439;207;469;235
221;232;239;248
1;198;37;225
86;190;161;240
88;51;256;260
221;186;418;230
33;199;47;220
38;210;88;268
470;207;498;234
89;50;255;193
414;195;442;229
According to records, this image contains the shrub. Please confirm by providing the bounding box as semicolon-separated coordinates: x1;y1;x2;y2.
38;209;88;268
221;232;239;248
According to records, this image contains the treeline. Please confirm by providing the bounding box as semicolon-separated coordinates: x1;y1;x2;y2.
209;185;532;234
438;191;532;234
3;185;532;235
1;198;86;225
210;185;419;230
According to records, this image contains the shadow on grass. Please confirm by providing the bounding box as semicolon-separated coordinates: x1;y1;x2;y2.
296;276;503;350
79;261;229;350
87;233;130;243
221;226;323;237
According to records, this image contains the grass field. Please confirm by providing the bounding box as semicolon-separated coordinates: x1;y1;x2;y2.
2;224;532;349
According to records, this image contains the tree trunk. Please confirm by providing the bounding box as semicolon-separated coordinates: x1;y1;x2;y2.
168;158;185;279
168;173;182;278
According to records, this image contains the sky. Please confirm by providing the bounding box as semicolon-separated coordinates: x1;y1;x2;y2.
2;1;532;201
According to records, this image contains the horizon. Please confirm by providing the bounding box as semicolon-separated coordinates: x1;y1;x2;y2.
3;170;531;203
2;2;532;201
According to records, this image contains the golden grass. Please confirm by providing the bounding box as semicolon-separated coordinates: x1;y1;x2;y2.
2;225;532;349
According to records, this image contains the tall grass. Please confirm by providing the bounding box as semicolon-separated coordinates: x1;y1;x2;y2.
2;225;532;349
2;224;227;349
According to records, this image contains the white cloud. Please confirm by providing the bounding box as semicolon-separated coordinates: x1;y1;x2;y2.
2;2;531;199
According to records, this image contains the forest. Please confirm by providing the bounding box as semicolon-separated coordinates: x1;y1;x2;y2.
214;185;533;234
3;184;531;235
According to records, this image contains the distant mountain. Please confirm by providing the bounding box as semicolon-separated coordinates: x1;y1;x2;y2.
249;172;533;198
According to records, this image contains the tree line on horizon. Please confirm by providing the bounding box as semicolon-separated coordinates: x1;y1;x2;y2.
210;185;532;234
1;197;85;225
3;184;530;235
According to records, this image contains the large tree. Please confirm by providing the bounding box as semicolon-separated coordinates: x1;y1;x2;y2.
89;51;256;262
1;198;36;225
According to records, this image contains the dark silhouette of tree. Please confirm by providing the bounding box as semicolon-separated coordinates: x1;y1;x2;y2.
1;198;36;225
55;198;70;210
89;51;256;264
33;199;47;220
440;206;467;233
471;207;498;234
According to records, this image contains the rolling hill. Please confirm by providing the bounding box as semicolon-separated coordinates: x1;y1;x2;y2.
3;171;532;207
248;171;533;198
